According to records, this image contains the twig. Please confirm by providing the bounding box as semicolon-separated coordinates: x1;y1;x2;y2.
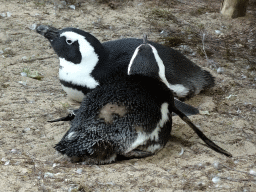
9;56;56;65
202;33;209;61
241;129;253;141
221;164;256;177
22;56;56;63
219;176;256;182
201;33;218;69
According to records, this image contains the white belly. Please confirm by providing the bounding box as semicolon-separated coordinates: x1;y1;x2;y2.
61;85;86;102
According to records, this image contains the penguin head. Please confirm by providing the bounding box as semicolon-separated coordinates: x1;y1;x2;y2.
37;25;107;89
55;126;117;164
36;24;105;66
128;35;170;88
54;112;125;164
128;35;157;77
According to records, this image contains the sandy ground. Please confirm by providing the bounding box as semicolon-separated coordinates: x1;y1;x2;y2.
0;0;256;191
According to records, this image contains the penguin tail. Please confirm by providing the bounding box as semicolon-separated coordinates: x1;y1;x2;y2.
202;70;215;89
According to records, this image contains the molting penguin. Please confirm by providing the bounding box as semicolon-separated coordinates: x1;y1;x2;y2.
36;25;215;102
51;38;231;165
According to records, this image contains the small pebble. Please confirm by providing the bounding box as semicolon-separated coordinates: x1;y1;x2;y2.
76;168;83;174
4;161;10;166
44;172;54;178
215;30;221;34
29;24;37;30
11;149;17;153
0;13;6;17
241;74;247;79
106;182;114;186
217;67;224;74
22;56;27;60
160;30;169;37
23;127;30;132
213;162;220;169
199;110;210;115
21;72;27;77
69;5;75;10
6;12;11;17
18;81;27;86
212;177;220;183
249;170;256;175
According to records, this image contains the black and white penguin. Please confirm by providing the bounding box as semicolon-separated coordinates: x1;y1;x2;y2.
36;25;214;102
51;38;231;164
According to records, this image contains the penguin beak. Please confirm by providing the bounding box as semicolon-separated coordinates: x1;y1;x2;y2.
36;25;59;41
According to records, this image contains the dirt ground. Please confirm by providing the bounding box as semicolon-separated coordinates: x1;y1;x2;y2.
0;0;256;191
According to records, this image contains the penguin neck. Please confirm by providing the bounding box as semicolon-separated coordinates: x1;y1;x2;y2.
58;39;109;89
59;56;100;89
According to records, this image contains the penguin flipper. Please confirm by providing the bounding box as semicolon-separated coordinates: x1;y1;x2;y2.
173;107;232;157
173;98;199;116
48;109;78;123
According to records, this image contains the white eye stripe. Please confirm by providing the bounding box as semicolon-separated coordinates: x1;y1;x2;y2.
60;33;74;45
58;31;100;89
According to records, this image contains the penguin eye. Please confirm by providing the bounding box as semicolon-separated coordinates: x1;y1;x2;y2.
66;39;73;45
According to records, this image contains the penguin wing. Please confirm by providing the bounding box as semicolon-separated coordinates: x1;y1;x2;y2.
173;98;199;116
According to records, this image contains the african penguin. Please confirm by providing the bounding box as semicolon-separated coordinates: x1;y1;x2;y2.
50;38;231;165
36;25;215;102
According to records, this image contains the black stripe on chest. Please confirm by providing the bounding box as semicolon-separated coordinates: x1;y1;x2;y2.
60;80;92;95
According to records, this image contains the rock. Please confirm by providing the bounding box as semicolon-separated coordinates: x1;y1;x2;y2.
217;67;224;74
199;97;215;111
215;30;221;34
0;32;10;44
212;177;220;183
44;172;54;178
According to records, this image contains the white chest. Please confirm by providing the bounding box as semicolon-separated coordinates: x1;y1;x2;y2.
59;58;99;89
